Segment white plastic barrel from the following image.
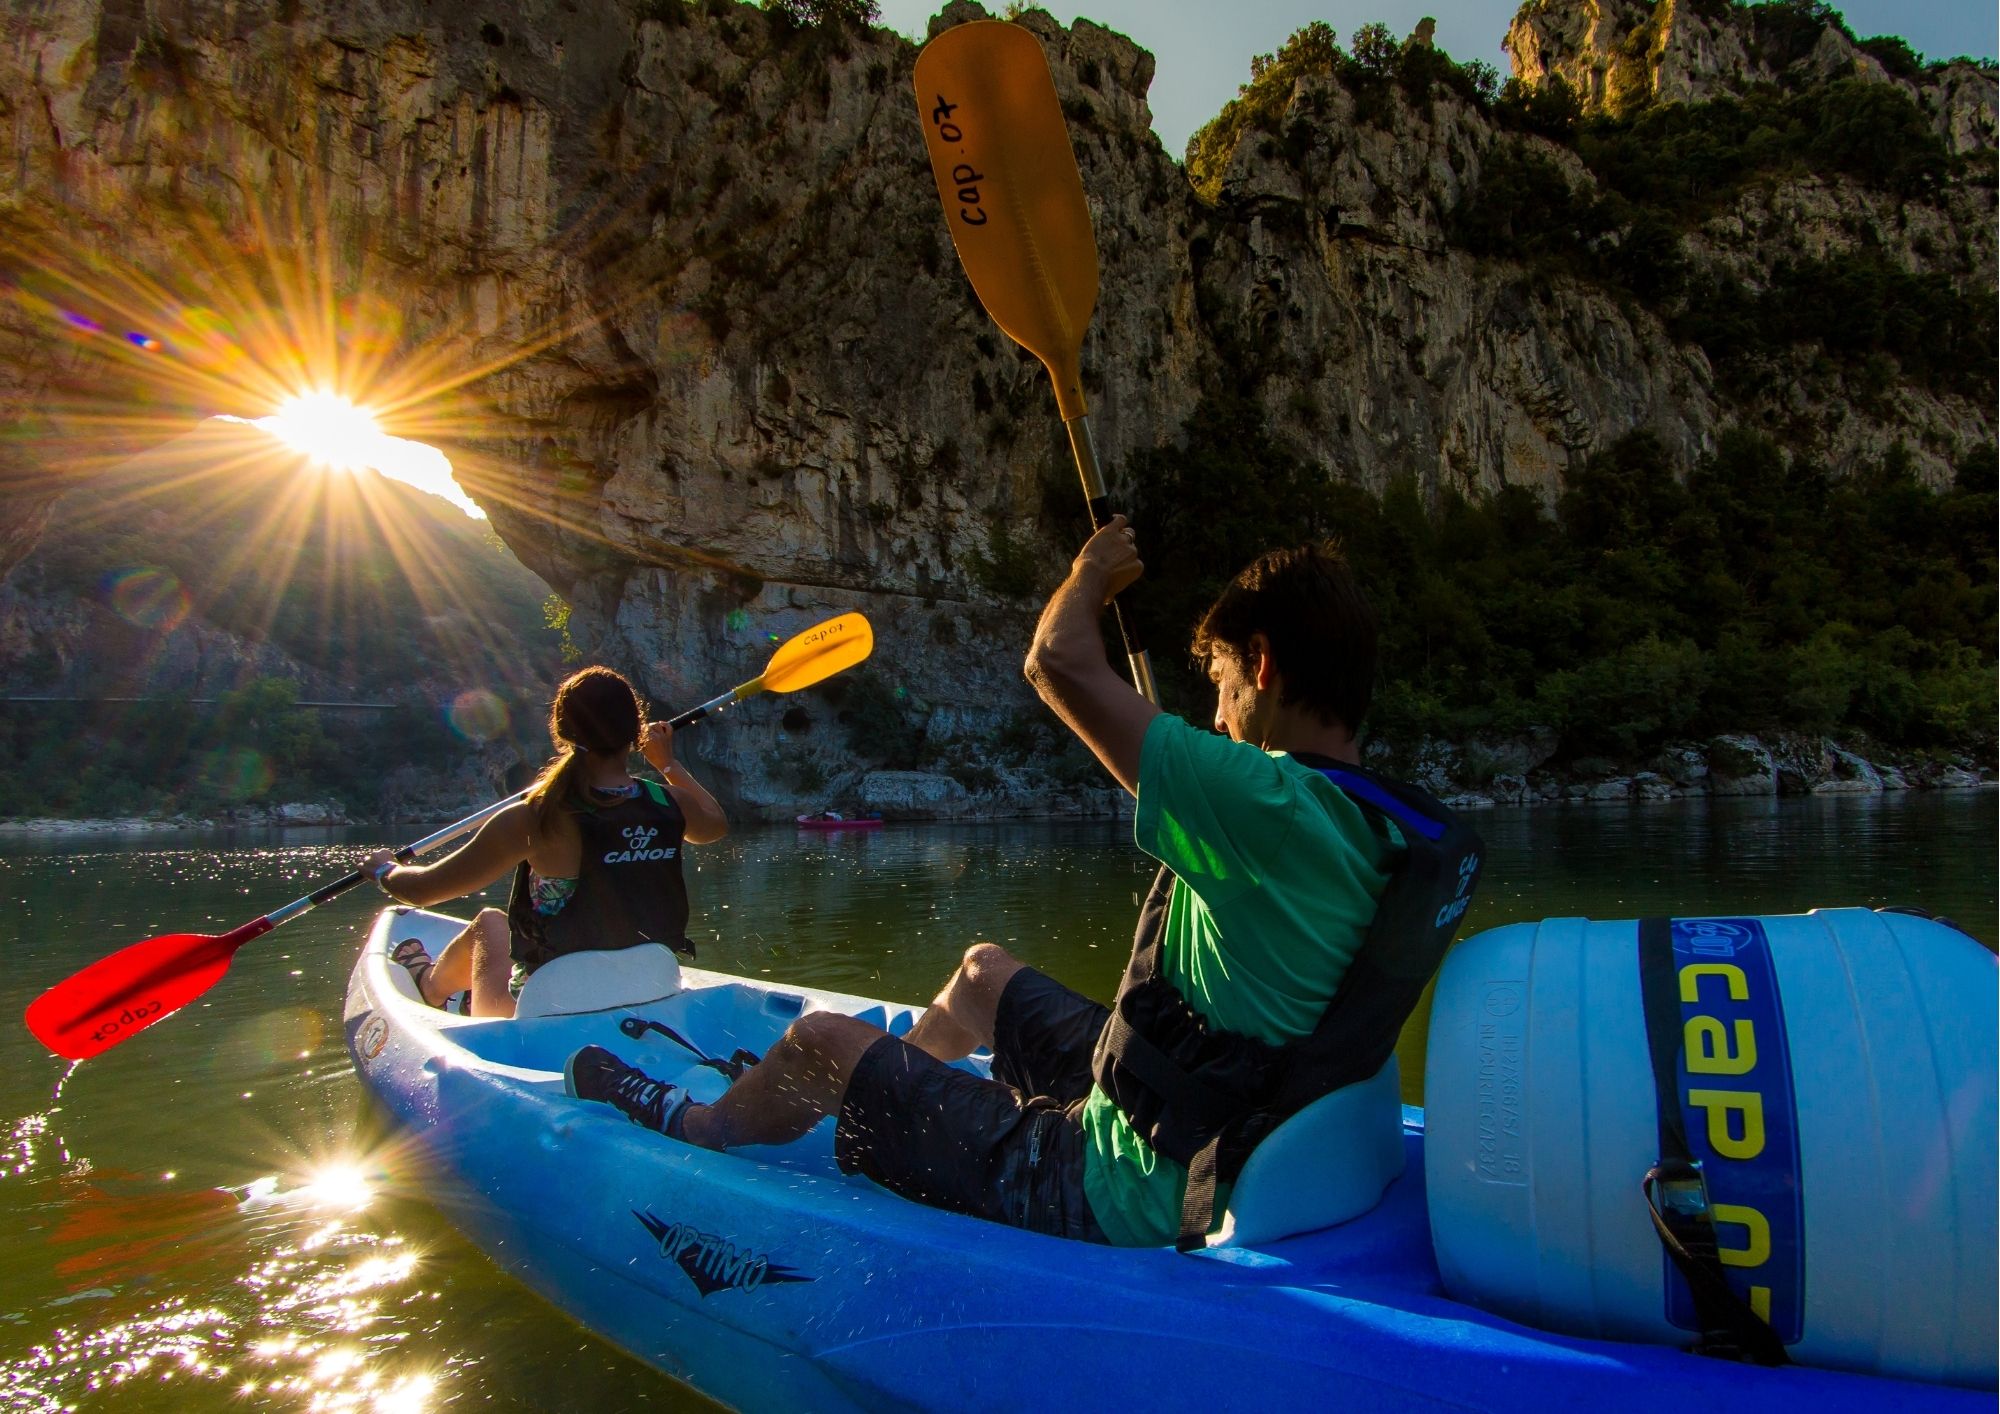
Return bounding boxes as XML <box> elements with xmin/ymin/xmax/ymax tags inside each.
<box><xmin>1423</xmin><ymin>909</ymin><xmax>1997</xmax><ymax>1385</ymax></box>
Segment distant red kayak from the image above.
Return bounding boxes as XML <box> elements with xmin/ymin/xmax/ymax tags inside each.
<box><xmin>795</xmin><ymin>814</ymin><xmax>883</xmax><ymax>830</ymax></box>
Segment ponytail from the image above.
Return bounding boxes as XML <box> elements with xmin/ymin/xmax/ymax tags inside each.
<box><xmin>525</xmin><ymin>666</ymin><xmax>645</xmax><ymax>838</ymax></box>
<box><xmin>525</xmin><ymin>748</ymin><xmax>590</xmax><ymax>839</ymax></box>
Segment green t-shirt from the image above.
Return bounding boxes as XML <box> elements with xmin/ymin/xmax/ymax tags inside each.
<box><xmin>1079</xmin><ymin>714</ymin><xmax>1401</xmax><ymax>1247</ymax></box>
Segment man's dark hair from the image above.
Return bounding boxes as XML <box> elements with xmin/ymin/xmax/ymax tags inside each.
<box><xmin>1190</xmin><ymin>542</ymin><xmax>1377</xmax><ymax>732</ymax></box>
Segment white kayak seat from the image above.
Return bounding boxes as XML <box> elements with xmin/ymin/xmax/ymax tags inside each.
<box><xmin>1211</xmin><ymin>1055</ymin><xmax>1407</xmax><ymax>1248</ymax></box>
<box><xmin>513</xmin><ymin>944</ymin><xmax>684</xmax><ymax>1019</ymax></box>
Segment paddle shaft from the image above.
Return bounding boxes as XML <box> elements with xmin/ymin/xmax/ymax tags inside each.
<box><xmin>665</xmin><ymin>684</ymin><xmax>759</xmax><ymax>731</ymax></box>
<box><xmin>168</xmin><ymin>789</ymin><xmax>534</xmax><ymax>976</ymax></box>
<box><xmin>1063</xmin><ymin>415</ymin><xmax>1157</xmax><ymax>704</ymax></box>
<box><xmin>24</xmin><ymin>788</ymin><xmax>535</xmax><ymax>1057</ymax></box>
<box><xmin>26</xmin><ymin>705</ymin><xmax>711</xmax><ymax>1050</ymax></box>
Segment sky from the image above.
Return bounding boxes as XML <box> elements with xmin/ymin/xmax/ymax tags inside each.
<box><xmin>874</xmin><ymin>2</ymin><xmax>2000</xmax><ymax>159</ymax></box>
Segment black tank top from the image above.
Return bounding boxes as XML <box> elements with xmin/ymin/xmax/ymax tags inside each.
<box><xmin>506</xmin><ymin>779</ymin><xmax>694</xmax><ymax>973</ymax></box>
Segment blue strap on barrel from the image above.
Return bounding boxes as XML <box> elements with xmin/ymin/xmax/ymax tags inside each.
<box><xmin>1636</xmin><ymin>917</ymin><xmax>1789</xmax><ymax>1366</ymax></box>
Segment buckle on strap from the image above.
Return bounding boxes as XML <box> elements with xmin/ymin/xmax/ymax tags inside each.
<box><xmin>1642</xmin><ymin>1159</ymin><xmax>1790</xmax><ymax>1366</ymax></box>
<box><xmin>1647</xmin><ymin>1158</ymin><xmax>1712</xmax><ymax>1227</ymax></box>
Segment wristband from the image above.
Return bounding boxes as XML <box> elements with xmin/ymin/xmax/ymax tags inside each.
<box><xmin>371</xmin><ymin>860</ymin><xmax>397</xmax><ymax>887</ymax></box>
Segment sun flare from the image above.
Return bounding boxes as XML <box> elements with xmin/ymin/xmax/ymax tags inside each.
<box><xmin>297</xmin><ymin>1160</ymin><xmax>377</xmax><ymax>1213</ymax></box>
<box><xmin>257</xmin><ymin>390</ymin><xmax>385</xmax><ymax>470</ymax></box>
<box><xmin>230</xmin><ymin>390</ymin><xmax>485</xmax><ymax>520</ymax></box>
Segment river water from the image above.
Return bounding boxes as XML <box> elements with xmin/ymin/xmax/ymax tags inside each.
<box><xmin>1</xmin><ymin>793</ymin><xmax>1992</xmax><ymax>1411</ymax></box>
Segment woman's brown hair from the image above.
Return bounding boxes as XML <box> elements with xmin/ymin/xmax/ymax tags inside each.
<box><xmin>524</xmin><ymin>666</ymin><xmax>644</xmax><ymax>836</ymax></box>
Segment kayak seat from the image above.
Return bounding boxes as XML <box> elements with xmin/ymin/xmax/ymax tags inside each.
<box><xmin>1211</xmin><ymin>1056</ymin><xmax>1406</xmax><ymax>1248</ymax></box>
<box><xmin>514</xmin><ymin>944</ymin><xmax>684</xmax><ymax>1019</ymax></box>
<box><xmin>840</xmin><ymin>1003</ymin><xmax>920</xmax><ymax>1038</ymax></box>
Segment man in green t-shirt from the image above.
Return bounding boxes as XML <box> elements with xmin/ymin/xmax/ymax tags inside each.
<box><xmin>566</xmin><ymin>521</ymin><xmax>1398</xmax><ymax>1246</ymax></box>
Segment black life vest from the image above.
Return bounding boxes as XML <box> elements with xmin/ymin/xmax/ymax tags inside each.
<box><xmin>1089</xmin><ymin>757</ymin><xmax>1484</xmax><ymax>1250</ymax></box>
<box><xmin>507</xmin><ymin>779</ymin><xmax>695</xmax><ymax>973</ymax></box>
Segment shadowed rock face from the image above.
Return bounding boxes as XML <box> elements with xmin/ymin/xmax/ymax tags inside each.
<box><xmin>0</xmin><ymin>0</ymin><xmax>1991</xmax><ymax>810</ymax></box>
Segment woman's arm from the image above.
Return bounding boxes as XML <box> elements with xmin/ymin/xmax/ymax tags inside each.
<box><xmin>361</xmin><ymin>800</ymin><xmax>533</xmax><ymax>907</ymax></box>
<box><xmin>642</xmin><ymin>721</ymin><xmax>729</xmax><ymax>844</ymax></box>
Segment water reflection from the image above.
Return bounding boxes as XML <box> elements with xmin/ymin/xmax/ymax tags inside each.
<box><xmin>5</xmin><ymin>1154</ymin><xmax>436</xmax><ymax>1412</ymax></box>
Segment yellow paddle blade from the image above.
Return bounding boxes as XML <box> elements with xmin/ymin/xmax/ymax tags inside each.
<box><xmin>756</xmin><ymin>612</ymin><xmax>874</xmax><ymax>695</ymax></box>
<box><xmin>914</xmin><ymin>20</ymin><xmax>1099</xmax><ymax>422</ymax></box>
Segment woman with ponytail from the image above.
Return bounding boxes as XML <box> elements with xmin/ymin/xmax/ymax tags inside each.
<box><xmin>359</xmin><ymin>666</ymin><xmax>727</xmax><ymax>1017</ymax></box>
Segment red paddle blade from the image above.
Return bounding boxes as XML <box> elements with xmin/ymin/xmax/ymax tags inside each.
<box><xmin>24</xmin><ymin>930</ymin><xmax>249</xmax><ymax>1060</ymax></box>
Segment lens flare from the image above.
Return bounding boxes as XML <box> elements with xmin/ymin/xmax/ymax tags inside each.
<box><xmin>2</xmin><ymin>145</ymin><xmax>655</xmax><ymax>685</ymax></box>
<box><xmin>198</xmin><ymin>745</ymin><xmax>271</xmax><ymax>803</ymax></box>
<box><xmin>177</xmin><ymin>304</ymin><xmax>248</xmax><ymax>372</ymax></box>
<box><xmin>230</xmin><ymin>1006</ymin><xmax>327</xmax><ymax>1071</ymax></box>
<box><xmin>375</xmin><ymin>1372</ymin><xmax>440</xmax><ymax>1414</ymax></box>
<box><xmin>102</xmin><ymin>566</ymin><xmax>192</xmax><ymax>632</ymax></box>
<box><xmin>446</xmin><ymin>688</ymin><xmax>509</xmax><ymax>742</ymax></box>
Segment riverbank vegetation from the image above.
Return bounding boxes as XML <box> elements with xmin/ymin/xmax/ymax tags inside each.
<box><xmin>1127</xmin><ymin>401</ymin><xmax>1995</xmax><ymax>759</ymax></box>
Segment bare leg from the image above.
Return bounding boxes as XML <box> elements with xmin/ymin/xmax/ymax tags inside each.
<box><xmin>903</xmin><ymin>943</ymin><xmax>1025</xmax><ymax>1062</ymax></box>
<box><xmin>680</xmin><ymin>1012</ymin><xmax>883</xmax><ymax>1151</ymax></box>
<box><xmin>417</xmin><ymin>915</ymin><xmax>478</xmax><ymax>1006</ymax></box>
<box><xmin>427</xmin><ymin>909</ymin><xmax>516</xmax><ymax>1016</ymax></box>
<box><xmin>466</xmin><ymin>910</ymin><xmax>517</xmax><ymax>1019</ymax></box>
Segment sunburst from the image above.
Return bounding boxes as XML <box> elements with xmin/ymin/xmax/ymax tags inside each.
<box><xmin>0</xmin><ymin>155</ymin><xmax>675</xmax><ymax>696</ymax></box>
<box><xmin>0</xmin><ymin>157</ymin><xmax>669</xmax><ymax>572</ymax></box>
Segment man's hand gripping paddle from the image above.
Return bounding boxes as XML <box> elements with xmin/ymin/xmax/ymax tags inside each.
<box><xmin>24</xmin><ymin>612</ymin><xmax>875</xmax><ymax>1060</ymax></box>
<box><xmin>913</xmin><ymin>20</ymin><xmax>1157</xmax><ymax>704</ymax></box>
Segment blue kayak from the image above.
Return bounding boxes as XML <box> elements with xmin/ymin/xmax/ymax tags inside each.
<box><xmin>344</xmin><ymin>906</ymin><xmax>1990</xmax><ymax>1411</ymax></box>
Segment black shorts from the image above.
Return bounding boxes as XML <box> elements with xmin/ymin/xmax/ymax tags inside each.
<box><xmin>833</xmin><ymin>967</ymin><xmax>1111</xmax><ymax>1243</ymax></box>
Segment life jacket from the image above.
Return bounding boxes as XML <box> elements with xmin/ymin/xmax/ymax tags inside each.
<box><xmin>507</xmin><ymin>779</ymin><xmax>695</xmax><ymax>973</ymax></box>
<box><xmin>1089</xmin><ymin>757</ymin><xmax>1484</xmax><ymax>1250</ymax></box>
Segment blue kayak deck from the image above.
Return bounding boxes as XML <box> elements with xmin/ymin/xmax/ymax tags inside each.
<box><xmin>348</xmin><ymin>912</ymin><xmax>1990</xmax><ymax>1412</ymax></box>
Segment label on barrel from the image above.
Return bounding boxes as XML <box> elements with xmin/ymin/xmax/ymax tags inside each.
<box><xmin>1473</xmin><ymin>980</ymin><xmax>1527</xmax><ymax>1186</ymax></box>
<box><xmin>1665</xmin><ymin>917</ymin><xmax>1805</xmax><ymax>1342</ymax></box>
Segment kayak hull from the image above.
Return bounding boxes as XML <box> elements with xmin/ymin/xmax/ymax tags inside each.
<box><xmin>795</xmin><ymin>816</ymin><xmax>883</xmax><ymax>830</ymax></box>
<box><xmin>344</xmin><ymin>907</ymin><xmax>1988</xmax><ymax>1412</ymax></box>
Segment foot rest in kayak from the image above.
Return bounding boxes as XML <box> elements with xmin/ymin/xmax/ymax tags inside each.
<box><xmin>1212</xmin><ymin>1056</ymin><xmax>1406</xmax><ymax>1248</ymax></box>
<box><xmin>514</xmin><ymin>944</ymin><xmax>684</xmax><ymax>1019</ymax></box>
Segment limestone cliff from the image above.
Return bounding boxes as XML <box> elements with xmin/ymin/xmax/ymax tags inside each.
<box><xmin>1506</xmin><ymin>0</ymin><xmax>1997</xmax><ymax>153</ymax></box>
<box><xmin>0</xmin><ymin>0</ymin><xmax>1991</xmax><ymax>815</ymax></box>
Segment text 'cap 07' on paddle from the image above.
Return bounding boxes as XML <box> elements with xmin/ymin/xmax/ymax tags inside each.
<box><xmin>913</xmin><ymin>19</ymin><xmax>1099</xmax><ymax>422</ymax></box>
<box><xmin>25</xmin><ymin>928</ymin><xmax>252</xmax><ymax>1061</ymax></box>
<box><xmin>756</xmin><ymin>611</ymin><xmax>872</xmax><ymax>695</ymax></box>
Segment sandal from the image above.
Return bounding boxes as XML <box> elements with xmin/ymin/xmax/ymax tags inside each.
<box><xmin>390</xmin><ymin>938</ymin><xmax>439</xmax><ymax>1007</ymax></box>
